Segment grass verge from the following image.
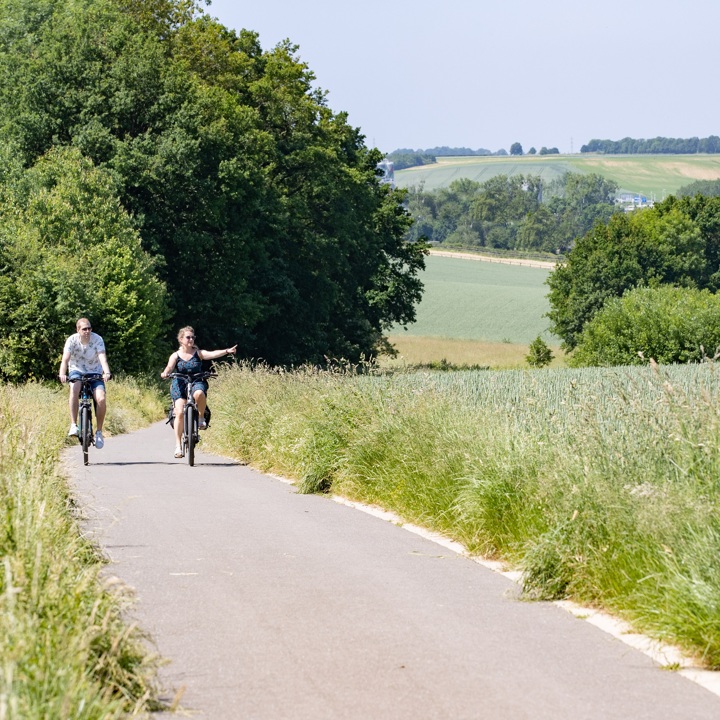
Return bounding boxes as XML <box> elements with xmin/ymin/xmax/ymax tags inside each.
<box><xmin>205</xmin><ymin>361</ymin><xmax>720</xmax><ymax>669</ymax></box>
<box><xmin>0</xmin><ymin>377</ymin><xmax>165</xmax><ymax>718</ymax></box>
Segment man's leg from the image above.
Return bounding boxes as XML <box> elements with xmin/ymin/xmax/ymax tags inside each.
<box><xmin>93</xmin><ymin>385</ymin><xmax>107</xmax><ymax>431</ymax></box>
<box><xmin>69</xmin><ymin>381</ymin><xmax>81</xmax><ymax>431</ymax></box>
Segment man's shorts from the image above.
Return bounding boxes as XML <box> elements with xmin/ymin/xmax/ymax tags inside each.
<box><xmin>69</xmin><ymin>370</ymin><xmax>105</xmax><ymax>392</ymax></box>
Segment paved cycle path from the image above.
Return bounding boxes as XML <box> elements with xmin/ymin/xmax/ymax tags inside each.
<box><xmin>66</xmin><ymin>422</ymin><xmax>720</xmax><ymax>719</ymax></box>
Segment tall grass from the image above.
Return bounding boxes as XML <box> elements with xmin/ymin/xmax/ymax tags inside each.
<box><xmin>0</xmin><ymin>379</ymin><xmax>164</xmax><ymax>719</ymax></box>
<box><xmin>206</xmin><ymin>361</ymin><xmax>720</xmax><ymax>668</ymax></box>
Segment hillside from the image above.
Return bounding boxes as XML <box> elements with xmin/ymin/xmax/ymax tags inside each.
<box><xmin>394</xmin><ymin>154</ymin><xmax>720</xmax><ymax>199</ymax></box>
<box><xmin>392</xmin><ymin>253</ymin><xmax>555</xmax><ymax>344</ymax></box>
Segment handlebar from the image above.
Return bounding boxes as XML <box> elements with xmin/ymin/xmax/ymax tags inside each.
<box><xmin>68</xmin><ymin>373</ymin><xmax>107</xmax><ymax>383</ymax></box>
<box><xmin>165</xmin><ymin>371</ymin><xmax>217</xmax><ymax>381</ymax></box>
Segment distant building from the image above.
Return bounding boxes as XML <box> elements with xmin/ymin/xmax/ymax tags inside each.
<box><xmin>617</xmin><ymin>192</ymin><xmax>654</xmax><ymax>212</ymax></box>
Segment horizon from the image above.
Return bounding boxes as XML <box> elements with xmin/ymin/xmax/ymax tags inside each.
<box><xmin>206</xmin><ymin>0</ymin><xmax>720</xmax><ymax>156</ymax></box>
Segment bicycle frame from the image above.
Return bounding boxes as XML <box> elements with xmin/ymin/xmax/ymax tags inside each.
<box><xmin>70</xmin><ymin>373</ymin><xmax>103</xmax><ymax>466</ymax></box>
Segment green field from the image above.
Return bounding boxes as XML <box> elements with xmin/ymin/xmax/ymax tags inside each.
<box><xmin>393</xmin><ymin>254</ymin><xmax>556</xmax><ymax>344</ymax></box>
<box><xmin>395</xmin><ymin>154</ymin><xmax>720</xmax><ymax>199</ymax></box>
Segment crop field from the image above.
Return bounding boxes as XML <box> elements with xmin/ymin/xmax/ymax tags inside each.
<box><xmin>395</xmin><ymin>154</ymin><xmax>720</xmax><ymax>199</ymax></box>
<box><xmin>391</xmin><ymin>254</ymin><xmax>556</xmax><ymax>344</ymax></box>
<box><xmin>208</xmin><ymin>361</ymin><xmax>720</xmax><ymax>667</ymax></box>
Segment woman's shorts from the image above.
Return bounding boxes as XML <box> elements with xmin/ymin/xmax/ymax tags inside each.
<box><xmin>69</xmin><ymin>370</ymin><xmax>105</xmax><ymax>392</ymax></box>
<box><xmin>170</xmin><ymin>379</ymin><xmax>209</xmax><ymax>403</ymax></box>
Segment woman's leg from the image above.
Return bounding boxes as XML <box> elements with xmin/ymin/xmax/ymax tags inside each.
<box><xmin>174</xmin><ymin>398</ymin><xmax>186</xmax><ymax>449</ymax></box>
<box><xmin>194</xmin><ymin>389</ymin><xmax>207</xmax><ymax>425</ymax></box>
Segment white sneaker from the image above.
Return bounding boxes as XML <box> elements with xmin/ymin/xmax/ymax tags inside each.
<box><xmin>199</xmin><ymin>419</ymin><xmax>207</xmax><ymax>430</ymax></box>
<box><xmin>68</xmin><ymin>423</ymin><xmax>79</xmax><ymax>437</ymax></box>
<box><xmin>95</xmin><ymin>431</ymin><xmax>104</xmax><ymax>449</ymax></box>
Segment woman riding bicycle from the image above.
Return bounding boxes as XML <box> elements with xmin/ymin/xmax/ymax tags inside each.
<box><xmin>160</xmin><ymin>326</ymin><xmax>237</xmax><ymax>458</ymax></box>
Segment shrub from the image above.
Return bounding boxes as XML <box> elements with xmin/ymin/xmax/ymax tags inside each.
<box><xmin>569</xmin><ymin>285</ymin><xmax>720</xmax><ymax>367</ymax></box>
<box><xmin>526</xmin><ymin>336</ymin><xmax>554</xmax><ymax>368</ymax></box>
<box><xmin>0</xmin><ymin>148</ymin><xmax>168</xmax><ymax>379</ymax></box>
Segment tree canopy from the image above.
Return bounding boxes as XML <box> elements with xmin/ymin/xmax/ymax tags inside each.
<box><xmin>0</xmin><ymin>147</ymin><xmax>167</xmax><ymax>379</ymax></box>
<box><xmin>403</xmin><ymin>172</ymin><xmax>618</xmax><ymax>254</ymax></box>
<box><xmin>0</xmin><ymin>0</ymin><xmax>427</xmax><ymax>375</ymax></box>
<box><xmin>546</xmin><ymin>194</ymin><xmax>720</xmax><ymax>350</ymax></box>
<box><xmin>568</xmin><ymin>286</ymin><xmax>720</xmax><ymax>367</ymax></box>
<box><xmin>581</xmin><ymin>136</ymin><xmax>720</xmax><ymax>154</ymax></box>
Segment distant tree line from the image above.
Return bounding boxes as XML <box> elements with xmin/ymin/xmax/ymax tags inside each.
<box><xmin>387</xmin><ymin>145</ymin><xmax>511</xmax><ymax>170</ymax></box>
<box><xmin>510</xmin><ymin>143</ymin><xmax>559</xmax><ymax>156</ymax></box>
<box><xmin>676</xmin><ymin>179</ymin><xmax>720</xmax><ymax>198</ymax></box>
<box><xmin>404</xmin><ymin>172</ymin><xmax>619</xmax><ymax>254</ymax></box>
<box><xmin>581</xmin><ymin>136</ymin><xmax>720</xmax><ymax>154</ymax></box>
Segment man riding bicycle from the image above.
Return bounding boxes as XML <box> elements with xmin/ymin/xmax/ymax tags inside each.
<box><xmin>59</xmin><ymin>317</ymin><xmax>112</xmax><ymax>449</ymax></box>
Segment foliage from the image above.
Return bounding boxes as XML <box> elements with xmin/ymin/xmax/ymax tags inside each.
<box><xmin>568</xmin><ymin>286</ymin><xmax>720</xmax><ymax>367</ymax></box>
<box><xmin>547</xmin><ymin>194</ymin><xmax>720</xmax><ymax>349</ymax></box>
<box><xmin>386</xmin><ymin>151</ymin><xmax>437</xmax><ymax>170</ymax></box>
<box><xmin>206</xmin><ymin>362</ymin><xmax>720</xmax><ymax>668</ymax></box>
<box><xmin>391</xmin><ymin>145</ymin><xmax>494</xmax><ymax>157</ymax></box>
<box><xmin>582</xmin><ymin>135</ymin><xmax>720</xmax><ymax>154</ymax></box>
<box><xmin>0</xmin><ymin>0</ymin><xmax>427</xmax><ymax>372</ymax></box>
<box><xmin>0</xmin><ymin>147</ymin><xmax>168</xmax><ymax>380</ymax></box>
<box><xmin>676</xmin><ymin>179</ymin><xmax>720</xmax><ymax>198</ymax></box>
<box><xmin>0</xmin><ymin>381</ymin><xmax>162</xmax><ymax>716</ymax></box>
<box><xmin>526</xmin><ymin>335</ymin><xmax>554</xmax><ymax>367</ymax></box>
<box><xmin>509</xmin><ymin>142</ymin><xmax>523</xmax><ymax>156</ymax></box>
<box><xmin>403</xmin><ymin>171</ymin><xmax>618</xmax><ymax>254</ymax></box>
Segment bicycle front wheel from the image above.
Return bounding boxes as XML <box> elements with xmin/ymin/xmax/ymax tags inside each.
<box><xmin>185</xmin><ymin>404</ymin><xmax>196</xmax><ymax>467</ymax></box>
<box><xmin>80</xmin><ymin>404</ymin><xmax>92</xmax><ymax>466</ymax></box>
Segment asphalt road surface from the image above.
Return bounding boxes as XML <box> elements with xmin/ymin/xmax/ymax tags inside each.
<box><xmin>66</xmin><ymin>422</ymin><xmax>720</xmax><ymax>719</ymax></box>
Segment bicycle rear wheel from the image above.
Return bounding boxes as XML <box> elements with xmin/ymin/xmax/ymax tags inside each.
<box><xmin>80</xmin><ymin>404</ymin><xmax>92</xmax><ymax>466</ymax></box>
<box><xmin>185</xmin><ymin>404</ymin><xmax>196</xmax><ymax>467</ymax></box>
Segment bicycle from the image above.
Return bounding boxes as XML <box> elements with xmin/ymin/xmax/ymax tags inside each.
<box><xmin>69</xmin><ymin>373</ymin><xmax>104</xmax><ymax>466</ymax></box>
<box><xmin>166</xmin><ymin>371</ymin><xmax>216</xmax><ymax>466</ymax></box>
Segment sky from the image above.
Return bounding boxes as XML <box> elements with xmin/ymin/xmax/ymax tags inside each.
<box><xmin>204</xmin><ymin>0</ymin><xmax>720</xmax><ymax>155</ymax></box>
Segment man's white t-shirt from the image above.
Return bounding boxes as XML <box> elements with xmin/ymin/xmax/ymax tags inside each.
<box><xmin>64</xmin><ymin>332</ymin><xmax>106</xmax><ymax>374</ymax></box>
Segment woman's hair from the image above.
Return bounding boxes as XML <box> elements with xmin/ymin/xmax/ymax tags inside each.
<box><xmin>177</xmin><ymin>326</ymin><xmax>195</xmax><ymax>343</ymax></box>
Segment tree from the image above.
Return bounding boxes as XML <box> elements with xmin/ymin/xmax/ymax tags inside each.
<box><xmin>546</xmin><ymin>198</ymin><xmax>715</xmax><ymax>350</ymax></box>
<box><xmin>526</xmin><ymin>336</ymin><xmax>554</xmax><ymax>367</ymax></box>
<box><xmin>676</xmin><ymin>179</ymin><xmax>720</xmax><ymax>198</ymax></box>
<box><xmin>0</xmin><ymin>0</ymin><xmax>427</xmax><ymax>367</ymax></box>
<box><xmin>0</xmin><ymin>147</ymin><xmax>167</xmax><ymax>379</ymax></box>
<box><xmin>510</xmin><ymin>142</ymin><xmax>523</xmax><ymax>156</ymax></box>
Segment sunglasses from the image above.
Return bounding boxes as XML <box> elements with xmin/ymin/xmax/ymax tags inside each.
<box><xmin>80</xmin><ymin>327</ymin><xmax>92</xmax><ymax>331</ymax></box>
<box><xmin>184</xmin><ymin>335</ymin><xmax>195</xmax><ymax>340</ymax></box>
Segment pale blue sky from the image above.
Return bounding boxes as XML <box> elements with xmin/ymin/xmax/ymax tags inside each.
<box><xmin>205</xmin><ymin>0</ymin><xmax>720</xmax><ymax>156</ymax></box>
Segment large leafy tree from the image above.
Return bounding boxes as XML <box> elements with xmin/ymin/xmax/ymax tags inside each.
<box><xmin>546</xmin><ymin>195</ymin><xmax>720</xmax><ymax>350</ymax></box>
<box><xmin>0</xmin><ymin>0</ymin><xmax>426</xmax><ymax>368</ymax></box>
<box><xmin>0</xmin><ymin>147</ymin><xmax>167</xmax><ymax>379</ymax></box>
